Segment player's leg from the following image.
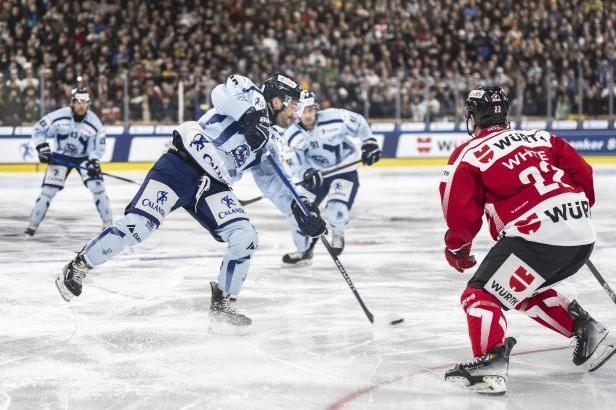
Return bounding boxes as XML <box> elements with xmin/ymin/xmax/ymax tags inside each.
<box><xmin>56</xmin><ymin>158</ymin><xmax>184</xmax><ymax>302</ymax></box>
<box><xmin>25</xmin><ymin>162</ymin><xmax>69</xmax><ymax>236</ymax></box>
<box><xmin>322</xmin><ymin>171</ymin><xmax>359</xmax><ymax>255</ymax></box>
<box><xmin>79</xmin><ymin>165</ymin><xmax>113</xmax><ymax>228</ymax></box>
<box><xmin>185</xmin><ymin>184</ymin><xmax>256</xmax><ymax>326</ymax></box>
<box><xmin>513</xmin><ymin>241</ymin><xmax>615</xmax><ymax>370</ymax></box>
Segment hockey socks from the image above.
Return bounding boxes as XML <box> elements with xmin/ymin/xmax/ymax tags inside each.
<box><xmin>461</xmin><ymin>287</ymin><xmax>507</xmax><ymax>357</ymax></box>
<box><xmin>516</xmin><ymin>288</ymin><xmax>574</xmax><ymax>337</ymax></box>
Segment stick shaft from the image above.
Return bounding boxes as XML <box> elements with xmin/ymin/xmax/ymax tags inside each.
<box><xmin>50</xmin><ymin>159</ymin><xmax>141</xmax><ymax>185</ymax></box>
<box><xmin>239</xmin><ymin>159</ymin><xmax>362</xmax><ymax>206</ymax></box>
<box><xmin>265</xmin><ymin>151</ymin><xmax>374</xmax><ymax>323</ymax></box>
<box><xmin>586</xmin><ymin>259</ymin><xmax>616</xmax><ymax>305</ymax></box>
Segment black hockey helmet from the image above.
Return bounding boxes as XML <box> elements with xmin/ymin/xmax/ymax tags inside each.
<box><xmin>463</xmin><ymin>86</ymin><xmax>509</xmax><ymax>135</ymax></box>
<box><xmin>261</xmin><ymin>73</ymin><xmax>301</xmax><ymax>108</ymax></box>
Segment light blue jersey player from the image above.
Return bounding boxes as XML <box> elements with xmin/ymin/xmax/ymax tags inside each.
<box><xmin>25</xmin><ymin>87</ymin><xmax>112</xmax><ymax>237</ymax></box>
<box><xmin>281</xmin><ymin>91</ymin><xmax>382</xmax><ymax>265</ymax></box>
<box><xmin>56</xmin><ymin>74</ymin><xmax>326</xmax><ymax>329</ymax></box>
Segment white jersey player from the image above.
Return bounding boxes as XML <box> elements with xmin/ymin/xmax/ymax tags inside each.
<box><xmin>25</xmin><ymin>87</ymin><xmax>112</xmax><ymax>236</ymax></box>
<box><xmin>281</xmin><ymin>91</ymin><xmax>382</xmax><ymax>265</ymax></box>
<box><xmin>56</xmin><ymin>74</ymin><xmax>326</xmax><ymax>329</ymax></box>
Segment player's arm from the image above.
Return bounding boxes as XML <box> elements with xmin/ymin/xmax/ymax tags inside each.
<box><xmin>439</xmin><ymin>159</ymin><xmax>485</xmax><ymax>272</ymax></box>
<box><xmin>32</xmin><ymin>112</ymin><xmax>54</xmax><ymax>163</ymax></box>
<box><xmin>85</xmin><ymin>117</ymin><xmax>105</xmax><ymax>178</ymax></box>
<box><xmin>342</xmin><ymin>110</ymin><xmax>381</xmax><ymax>166</ymax></box>
<box><xmin>550</xmin><ymin>134</ymin><xmax>595</xmax><ymax>206</ymax></box>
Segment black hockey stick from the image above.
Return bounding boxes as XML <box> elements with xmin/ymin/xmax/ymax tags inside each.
<box><xmin>50</xmin><ymin>159</ymin><xmax>142</xmax><ymax>185</ymax></box>
<box><xmin>586</xmin><ymin>259</ymin><xmax>616</xmax><ymax>305</ymax></box>
<box><xmin>265</xmin><ymin>150</ymin><xmax>403</xmax><ymax>326</ymax></box>
<box><xmin>238</xmin><ymin>159</ymin><xmax>363</xmax><ymax>206</ymax></box>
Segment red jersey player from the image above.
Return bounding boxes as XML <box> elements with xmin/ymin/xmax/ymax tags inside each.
<box><xmin>440</xmin><ymin>86</ymin><xmax>616</xmax><ymax>394</ymax></box>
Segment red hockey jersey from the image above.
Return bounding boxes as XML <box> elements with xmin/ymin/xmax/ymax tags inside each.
<box><xmin>440</xmin><ymin>126</ymin><xmax>595</xmax><ymax>250</ymax></box>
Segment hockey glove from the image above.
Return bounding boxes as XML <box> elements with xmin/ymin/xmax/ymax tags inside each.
<box><xmin>36</xmin><ymin>142</ymin><xmax>51</xmax><ymax>163</ymax></box>
<box><xmin>85</xmin><ymin>159</ymin><xmax>102</xmax><ymax>178</ymax></box>
<box><xmin>302</xmin><ymin>168</ymin><xmax>323</xmax><ymax>190</ymax></box>
<box><xmin>239</xmin><ymin>108</ymin><xmax>271</xmax><ymax>152</ymax></box>
<box><xmin>292</xmin><ymin>197</ymin><xmax>327</xmax><ymax>238</ymax></box>
<box><xmin>361</xmin><ymin>139</ymin><xmax>382</xmax><ymax>166</ymax></box>
<box><xmin>445</xmin><ymin>245</ymin><xmax>477</xmax><ymax>273</ymax></box>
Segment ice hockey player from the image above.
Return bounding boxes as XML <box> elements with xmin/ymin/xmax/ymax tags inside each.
<box><xmin>56</xmin><ymin>73</ymin><xmax>326</xmax><ymax>330</ymax></box>
<box><xmin>25</xmin><ymin>87</ymin><xmax>112</xmax><ymax>236</ymax></box>
<box><xmin>440</xmin><ymin>86</ymin><xmax>616</xmax><ymax>394</ymax></box>
<box><xmin>281</xmin><ymin>90</ymin><xmax>381</xmax><ymax>265</ymax></box>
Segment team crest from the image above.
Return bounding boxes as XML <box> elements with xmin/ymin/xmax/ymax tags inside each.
<box><xmin>229</xmin><ymin>144</ymin><xmax>251</xmax><ymax>168</ymax></box>
<box><xmin>190</xmin><ymin>134</ymin><xmax>208</xmax><ymax>151</ymax></box>
<box><xmin>221</xmin><ymin>195</ymin><xmax>236</xmax><ymax>209</ymax></box>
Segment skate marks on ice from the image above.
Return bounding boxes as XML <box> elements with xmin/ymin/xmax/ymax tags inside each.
<box><xmin>1</xmin><ymin>170</ymin><xmax>616</xmax><ymax>408</ymax></box>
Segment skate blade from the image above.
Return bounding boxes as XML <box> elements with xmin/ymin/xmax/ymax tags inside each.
<box><xmin>208</xmin><ymin>320</ymin><xmax>251</xmax><ymax>336</ymax></box>
<box><xmin>587</xmin><ymin>334</ymin><xmax>616</xmax><ymax>372</ymax></box>
<box><xmin>446</xmin><ymin>375</ymin><xmax>507</xmax><ymax>395</ymax></box>
<box><xmin>55</xmin><ymin>274</ymin><xmax>74</xmax><ymax>302</ymax></box>
<box><xmin>281</xmin><ymin>260</ymin><xmax>312</xmax><ymax>268</ymax></box>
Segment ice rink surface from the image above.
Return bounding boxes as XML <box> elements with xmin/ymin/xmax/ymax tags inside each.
<box><xmin>1</xmin><ymin>166</ymin><xmax>616</xmax><ymax>410</ymax></box>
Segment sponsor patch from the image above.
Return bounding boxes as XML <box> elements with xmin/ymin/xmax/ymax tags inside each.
<box><xmin>134</xmin><ymin>179</ymin><xmax>179</xmax><ymax>223</ymax></box>
<box><xmin>205</xmin><ymin>191</ymin><xmax>247</xmax><ymax>226</ymax></box>
<box><xmin>441</xmin><ymin>165</ymin><xmax>453</xmax><ymax>183</ymax></box>
<box><xmin>277</xmin><ymin>74</ymin><xmax>298</xmax><ymax>89</ymax></box>
<box><xmin>327</xmin><ymin>178</ymin><xmax>354</xmax><ymax>202</ymax></box>
<box><xmin>484</xmin><ymin>254</ymin><xmax>545</xmax><ymax>309</ymax></box>
<box><xmin>468</xmin><ymin>89</ymin><xmax>485</xmax><ymax>99</ymax></box>
<box><xmin>43</xmin><ymin>165</ymin><xmax>69</xmax><ymax>187</ymax></box>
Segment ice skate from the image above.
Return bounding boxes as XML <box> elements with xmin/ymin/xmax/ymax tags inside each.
<box><xmin>331</xmin><ymin>234</ymin><xmax>344</xmax><ymax>256</ymax></box>
<box><xmin>56</xmin><ymin>253</ymin><xmax>92</xmax><ymax>302</ymax></box>
<box><xmin>445</xmin><ymin>337</ymin><xmax>516</xmax><ymax>395</ymax></box>
<box><xmin>569</xmin><ymin>300</ymin><xmax>616</xmax><ymax>371</ymax></box>
<box><xmin>209</xmin><ymin>281</ymin><xmax>251</xmax><ymax>333</ymax></box>
<box><xmin>282</xmin><ymin>238</ymin><xmax>317</xmax><ymax>267</ymax></box>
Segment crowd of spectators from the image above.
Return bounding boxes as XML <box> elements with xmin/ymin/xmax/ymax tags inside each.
<box><xmin>1</xmin><ymin>0</ymin><xmax>615</xmax><ymax>126</ymax></box>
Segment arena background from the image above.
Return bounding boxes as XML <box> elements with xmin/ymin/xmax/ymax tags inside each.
<box><xmin>1</xmin><ymin>0</ymin><xmax>615</xmax><ymax>170</ymax></box>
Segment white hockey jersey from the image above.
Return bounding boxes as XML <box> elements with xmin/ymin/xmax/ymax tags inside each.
<box><xmin>283</xmin><ymin>108</ymin><xmax>372</xmax><ymax>179</ymax></box>
<box><xmin>175</xmin><ymin>75</ymin><xmax>295</xmax><ymax>213</ymax></box>
<box><xmin>31</xmin><ymin>107</ymin><xmax>106</xmax><ymax>160</ymax></box>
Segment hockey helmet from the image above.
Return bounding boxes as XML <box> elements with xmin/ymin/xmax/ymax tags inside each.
<box><xmin>463</xmin><ymin>86</ymin><xmax>509</xmax><ymax>134</ymax></box>
<box><xmin>71</xmin><ymin>87</ymin><xmax>91</xmax><ymax>103</ymax></box>
<box><xmin>296</xmin><ymin>90</ymin><xmax>319</xmax><ymax>117</ymax></box>
<box><xmin>261</xmin><ymin>73</ymin><xmax>301</xmax><ymax>107</ymax></box>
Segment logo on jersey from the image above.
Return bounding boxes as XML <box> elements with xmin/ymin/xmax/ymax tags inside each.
<box><xmin>229</xmin><ymin>144</ymin><xmax>251</xmax><ymax>168</ymax></box>
<box><xmin>473</xmin><ymin>144</ymin><xmax>494</xmax><ymax>164</ymax></box>
<box><xmin>310</xmin><ymin>155</ymin><xmax>330</xmax><ymax>168</ymax></box>
<box><xmin>221</xmin><ymin>195</ymin><xmax>236</xmax><ymax>209</ymax></box>
<box><xmin>190</xmin><ymin>134</ymin><xmax>208</xmax><ymax>151</ymax></box>
<box><xmin>156</xmin><ymin>191</ymin><xmax>168</xmax><ymax>205</ymax></box>
<box><xmin>544</xmin><ymin>200</ymin><xmax>591</xmax><ymax>223</ymax></box>
<box><xmin>334</xmin><ymin>182</ymin><xmax>343</xmax><ymax>191</ymax></box>
<box><xmin>64</xmin><ymin>143</ymin><xmax>78</xmax><ymax>156</ymax></box>
<box><xmin>53</xmin><ymin>169</ymin><xmax>60</xmax><ymax>177</ymax></box>
<box><xmin>508</xmin><ymin>266</ymin><xmax>536</xmax><ymax>292</ymax></box>
<box><xmin>515</xmin><ymin>213</ymin><xmax>541</xmax><ymax>235</ymax></box>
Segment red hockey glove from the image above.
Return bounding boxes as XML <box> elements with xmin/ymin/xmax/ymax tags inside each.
<box><xmin>445</xmin><ymin>245</ymin><xmax>477</xmax><ymax>273</ymax></box>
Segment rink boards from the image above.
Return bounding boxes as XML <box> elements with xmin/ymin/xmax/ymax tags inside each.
<box><xmin>1</xmin><ymin>122</ymin><xmax>616</xmax><ymax>171</ymax></box>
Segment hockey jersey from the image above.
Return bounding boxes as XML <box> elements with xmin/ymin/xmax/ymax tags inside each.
<box><xmin>283</xmin><ymin>108</ymin><xmax>372</xmax><ymax>180</ymax></box>
<box><xmin>440</xmin><ymin>126</ymin><xmax>595</xmax><ymax>249</ymax></box>
<box><xmin>174</xmin><ymin>75</ymin><xmax>295</xmax><ymax>213</ymax></box>
<box><xmin>31</xmin><ymin>107</ymin><xmax>106</xmax><ymax>160</ymax></box>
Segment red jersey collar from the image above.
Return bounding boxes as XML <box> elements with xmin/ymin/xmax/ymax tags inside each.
<box><xmin>475</xmin><ymin>126</ymin><xmax>507</xmax><ymax>139</ymax></box>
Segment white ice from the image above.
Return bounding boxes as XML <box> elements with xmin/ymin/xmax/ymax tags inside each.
<box><xmin>1</xmin><ymin>166</ymin><xmax>616</xmax><ymax>410</ymax></box>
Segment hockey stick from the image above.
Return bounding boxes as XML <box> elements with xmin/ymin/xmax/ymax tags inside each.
<box><xmin>265</xmin><ymin>150</ymin><xmax>403</xmax><ymax>327</ymax></box>
<box><xmin>238</xmin><ymin>159</ymin><xmax>363</xmax><ymax>206</ymax></box>
<box><xmin>586</xmin><ymin>259</ymin><xmax>616</xmax><ymax>305</ymax></box>
<box><xmin>50</xmin><ymin>159</ymin><xmax>142</xmax><ymax>185</ymax></box>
